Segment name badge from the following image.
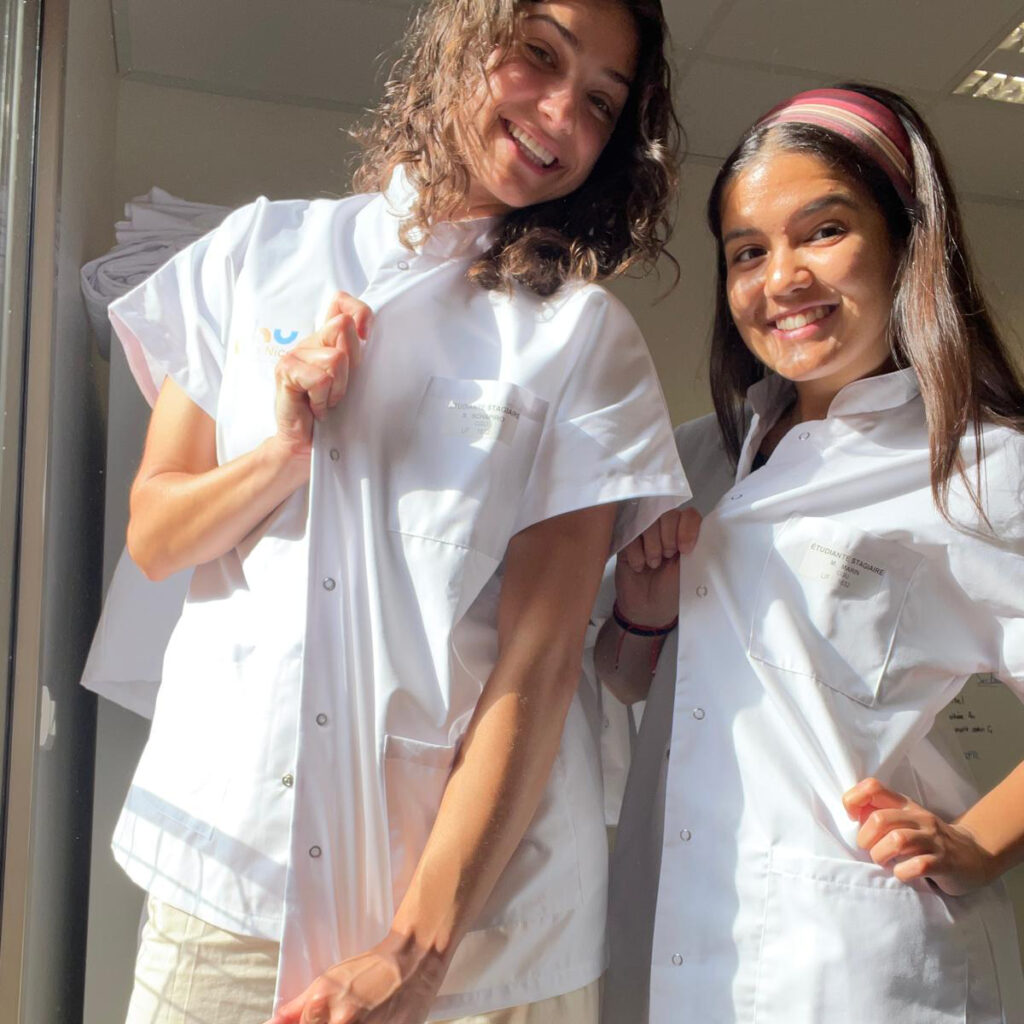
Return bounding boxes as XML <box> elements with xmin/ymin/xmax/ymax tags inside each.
<box><xmin>420</xmin><ymin>378</ymin><xmax>544</xmax><ymax>447</ymax></box>
<box><xmin>441</xmin><ymin>398</ymin><xmax>520</xmax><ymax>444</ymax></box>
<box><xmin>798</xmin><ymin>540</ymin><xmax>886</xmax><ymax>598</ymax></box>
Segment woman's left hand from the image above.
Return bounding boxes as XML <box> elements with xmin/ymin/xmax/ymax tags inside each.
<box><xmin>843</xmin><ymin>778</ymin><xmax>996</xmax><ymax>896</ymax></box>
<box><xmin>264</xmin><ymin>933</ymin><xmax>443</xmax><ymax>1024</ymax></box>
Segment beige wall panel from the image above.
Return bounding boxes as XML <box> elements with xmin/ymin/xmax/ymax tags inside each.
<box><xmin>115</xmin><ymin>78</ymin><xmax>362</xmax><ymax>209</ymax></box>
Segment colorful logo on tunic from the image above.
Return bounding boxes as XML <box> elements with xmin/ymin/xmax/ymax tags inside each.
<box><xmin>259</xmin><ymin>327</ymin><xmax>299</xmax><ymax>346</ymax></box>
<box><xmin>237</xmin><ymin>327</ymin><xmax>304</xmax><ymax>360</ymax></box>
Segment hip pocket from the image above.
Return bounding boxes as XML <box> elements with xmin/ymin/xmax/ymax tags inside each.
<box><xmin>386</xmin><ymin>378</ymin><xmax>548</xmax><ymax>559</ymax></box>
<box><xmin>754</xmin><ymin>847</ymin><xmax>967</xmax><ymax>1023</ymax></box>
<box><xmin>748</xmin><ymin>516</ymin><xmax>922</xmax><ymax>706</ymax></box>
<box><xmin>382</xmin><ymin>735</ymin><xmax>458</xmax><ymax>910</ymax></box>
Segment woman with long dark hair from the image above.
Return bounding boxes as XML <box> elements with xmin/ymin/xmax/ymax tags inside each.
<box><xmin>599</xmin><ymin>85</ymin><xmax>1024</xmax><ymax>1023</ymax></box>
<box><xmin>109</xmin><ymin>2</ymin><xmax>687</xmax><ymax>1022</ymax></box>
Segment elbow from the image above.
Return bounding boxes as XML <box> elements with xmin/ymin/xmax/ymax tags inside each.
<box><xmin>127</xmin><ymin>480</ymin><xmax>181</xmax><ymax>581</ymax></box>
<box><xmin>126</xmin><ymin>521</ymin><xmax>174</xmax><ymax>582</ymax></box>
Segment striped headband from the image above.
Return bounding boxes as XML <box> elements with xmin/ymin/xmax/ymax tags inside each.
<box><xmin>756</xmin><ymin>89</ymin><xmax>915</xmax><ymax>207</ymax></box>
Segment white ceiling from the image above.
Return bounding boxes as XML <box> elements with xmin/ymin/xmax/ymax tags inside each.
<box><xmin>112</xmin><ymin>0</ymin><xmax>1024</xmax><ymax>203</ymax></box>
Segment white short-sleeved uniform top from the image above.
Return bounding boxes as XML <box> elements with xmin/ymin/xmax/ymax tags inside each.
<box><xmin>606</xmin><ymin>370</ymin><xmax>1024</xmax><ymax>1024</ymax></box>
<box><xmin>108</xmin><ymin>170</ymin><xmax>688</xmax><ymax>1017</ymax></box>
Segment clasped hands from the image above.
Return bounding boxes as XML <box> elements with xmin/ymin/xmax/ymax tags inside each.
<box><xmin>273</xmin><ymin>291</ymin><xmax>374</xmax><ymax>453</ymax></box>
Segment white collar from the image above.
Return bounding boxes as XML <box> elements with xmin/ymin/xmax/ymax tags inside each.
<box><xmin>746</xmin><ymin>367</ymin><xmax>921</xmax><ymax>424</ymax></box>
<box><xmin>382</xmin><ymin>165</ymin><xmax>499</xmax><ymax>260</ymax></box>
<box><xmin>737</xmin><ymin>367</ymin><xmax>922</xmax><ymax>481</ymax></box>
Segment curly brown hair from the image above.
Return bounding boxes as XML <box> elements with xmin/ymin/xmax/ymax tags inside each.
<box><xmin>352</xmin><ymin>0</ymin><xmax>681</xmax><ymax>296</ymax></box>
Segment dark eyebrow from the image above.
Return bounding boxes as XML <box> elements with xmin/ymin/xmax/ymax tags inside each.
<box><xmin>722</xmin><ymin>194</ymin><xmax>860</xmax><ymax>246</ymax></box>
<box><xmin>722</xmin><ymin>225</ymin><xmax>758</xmax><ymax>246</ymax></box>
<box><xmin>526</xmin><ymin>12</ymin><xmax>580</xmax><ymax>47</ymax></box>
<box><xmin>524</xmin><ymin>13</ymin><xmax>633</xmax><ymax>90</ymax></box>
<box><xmin>798</xmin><ymin>194</ymin><xmax>859</xmax><ymax>217</ymax></box>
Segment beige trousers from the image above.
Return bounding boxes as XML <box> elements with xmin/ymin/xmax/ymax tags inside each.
<box><xmin>126</xmin><ymin>897</ymin><xmax>598</xmax><ymax>1024</ymax></box>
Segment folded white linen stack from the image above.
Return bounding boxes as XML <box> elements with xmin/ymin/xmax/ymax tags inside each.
<box><xmin>80</xmin><ymin>187</ymin><xmax>230</xmax><ymax>357</ymax></box>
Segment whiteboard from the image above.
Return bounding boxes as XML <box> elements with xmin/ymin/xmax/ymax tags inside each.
<box><xmin>933</xmin><ymin>675</ymin><xmax>1024</xmax><ymax>969</ymax></box>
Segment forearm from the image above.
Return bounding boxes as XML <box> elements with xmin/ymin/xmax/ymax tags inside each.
<box><xmin>594</xmin><ymin>615</ymin><xmax>667</xmax><ymax>704</ymax></box>
<box><xmin>267</xmin><ymin>634</ymin><xmax>586</xmax><ymax>1024</ymax></box>
<box><xmin>128</xmin><ymin>434</ymin><xmax>310</xmax><ymax>580</ymax></box>
<box><xmin>388</xmin><ymin>506</ymin><xmax>615</xmax><ymax>975</ymax></box>
<box><xmin>595</xmin><ymin>509</ymin><xmax>695</xmax><ymax>705</ymax></box>
<box><xmin>955</xmin><ymin>760</ymin><xmax>1024</xmax><ymax>882</ymax></box>
<box><xmin>390</xmin><ymin>643</ymin><xmax>579</xmax><ymax>964</ymax></box>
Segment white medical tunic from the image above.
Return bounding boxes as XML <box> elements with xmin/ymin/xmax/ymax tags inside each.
<box><xmin>108</xmin><ymin>171</ymin><xmax>688</xmax><ymax>1017</ymax></box>
<box><xmin>608</xmin><ymin>369</ymin><xmax>1024</xmax><ymax>1024</ymax></box>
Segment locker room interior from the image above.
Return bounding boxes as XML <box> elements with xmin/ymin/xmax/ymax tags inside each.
<box><xmin>3</xmin><ymin>0</ymin><xmax>1024</xmax><ymax>1021</ymax></box>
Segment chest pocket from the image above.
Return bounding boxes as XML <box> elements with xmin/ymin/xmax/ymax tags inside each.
<box><xmin>387</xmin><ymin>377</ymin><xmax>548</xmax><ymax>560</ymax></box>
<box><xmin>748</xmin><ymin>516</ymin><xmax>923</xmax><ymax>707</ymax></box>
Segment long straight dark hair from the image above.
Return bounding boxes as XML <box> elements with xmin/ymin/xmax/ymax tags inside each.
<box><xmin>706</xmin><ymin>83</ymin><xmax>1024</xmax><ymax>521</ymax></box>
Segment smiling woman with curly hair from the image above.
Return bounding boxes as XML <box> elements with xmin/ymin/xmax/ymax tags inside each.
<box><xmin>354</xmin><ymin>0</ymin><xmax>681</xmax><ymax>295</ymax></box>
<box><xmin>108</xmin><ymin>2</ymin><xmax>688</xmax><ymax>1023</ymax></box>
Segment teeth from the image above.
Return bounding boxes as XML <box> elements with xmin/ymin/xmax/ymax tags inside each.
<box><xmin>507</xmin><ymin>122</ymin><xmax>556</xmax><ymax>167</ymax></box>
<box><xmin>776</xmin><ymin>306</ymin><xmax>831</xmax><ymax>331</ymax></box>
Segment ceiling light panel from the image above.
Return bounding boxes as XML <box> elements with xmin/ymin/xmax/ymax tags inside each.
<box><xmin>956</xmin><ymin>22</ymin><xmax>1024</xmax><ymax>104</ymax></box>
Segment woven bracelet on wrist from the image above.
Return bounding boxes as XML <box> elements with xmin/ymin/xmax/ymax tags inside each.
<box><xmin>612</xmin><ymin>601</ymin><xmax>678</xmax><ymax>636</ymax></box>
<box><xmin>611</xmin><ymin>602</ymin><xmax>676</xmax><ymax>676</ymax></box>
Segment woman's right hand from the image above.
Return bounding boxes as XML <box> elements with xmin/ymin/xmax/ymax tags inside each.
<box><xmin>273</xmin><ymin>291</ymin><xmax>374</xmax><ymax>452</ymax></box>
<box><xmin>128</xmin><ymin>292</ymin><xmax>374</xmax><ymax>581</ymax></box>
<box><xmin>614</xmin><ymin>506</ymin><xmax>702</xmax><ymax>627</ymax></box>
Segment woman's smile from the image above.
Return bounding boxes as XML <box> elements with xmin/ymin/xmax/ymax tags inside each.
<box><xmin>502</xmin><ymin>119</ymin><xmax>560</xmax><ymax>170</ymax></box>
<box><xmin>770</xmin><ymin>303</ymin><xmax>838</xmax><ymax>337</ymax></box>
